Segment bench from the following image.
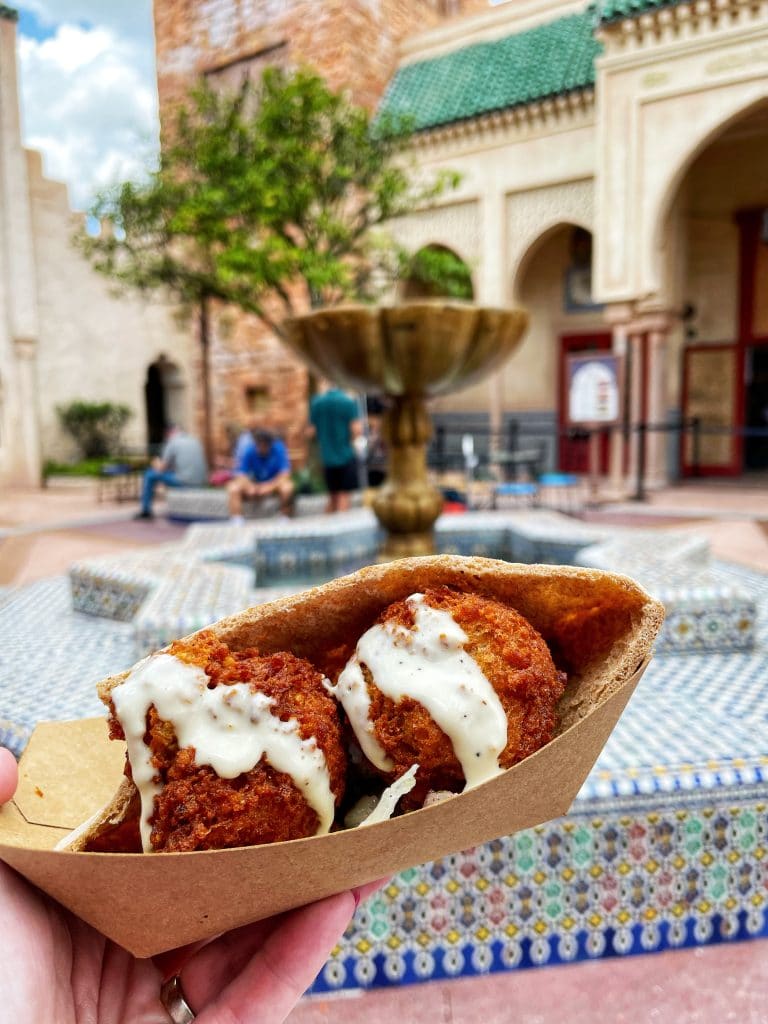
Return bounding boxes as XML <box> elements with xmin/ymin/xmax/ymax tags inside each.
<box><xmin>165</xmin><ymin>488</ymin><xmax>362</xmax><ymax>521</ymax></box>
<box><xmin>97</xmin><ymin>463</ymin><xmax>142</xmax><ymax>503</ymax></box>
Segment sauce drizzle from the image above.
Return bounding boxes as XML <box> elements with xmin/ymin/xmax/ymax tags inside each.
<box><xmin>334</xmin><ymin>594</ymin><xmax>507</xmax><ymax>790</ymax></box>
<box><xmin>111</xmin><ymin>653</ymin><xmax>335</xmax><ymax>851</ymax></box>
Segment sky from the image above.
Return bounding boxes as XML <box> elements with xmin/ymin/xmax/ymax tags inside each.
<box><xmin>15</xmin><ymin>0</ymin><xmax>159</xmax><ymax>211</ymax></box>
<box><xmin>12</xmin><ymin>0</ymin><xmax>503</xmax><ymax>213</ymax></box>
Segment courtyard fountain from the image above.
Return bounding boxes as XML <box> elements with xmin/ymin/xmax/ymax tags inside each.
<box><xmin>284</xmin><ymin>301</ymin><xmax>529</xmax><ymax>557</ymax></box>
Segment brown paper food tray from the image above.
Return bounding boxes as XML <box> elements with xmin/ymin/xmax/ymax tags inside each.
<box><xmin>0</xmin><ymin>557</ymin><xmax>661</xmax><ymax>957</ymax></box>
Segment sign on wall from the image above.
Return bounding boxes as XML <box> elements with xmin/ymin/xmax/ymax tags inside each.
<box><xmin>566</xmin><ymin>353</ymin><xmax>623</xmax><ymax>426</ymax></box>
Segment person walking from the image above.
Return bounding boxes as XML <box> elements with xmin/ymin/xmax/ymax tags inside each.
<box><xmin>309</xmin><ymin>386</ymin><xmax>361</xmax><ymax>513</ymax></box>
<box><xmin>135</xmin><ymin>424</ymin><xmax>208</xmax><ymax>519</ymax></box>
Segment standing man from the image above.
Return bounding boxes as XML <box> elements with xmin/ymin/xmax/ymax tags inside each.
<box><xmin>309</xmin><ymin>385</ymin><xmax>361</xmax><ymax>513</ymax></box>
<box><xmin>227</xmin><ymin>429</ymin><xmax>294</xmax><ymax>522</ymax></box>
<box><xmin>135</xmin><ymin>424</ymin><xmax>208</xmax><ymax>519</ymax></box>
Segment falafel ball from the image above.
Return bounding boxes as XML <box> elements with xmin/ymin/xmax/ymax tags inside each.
<box><xmin>336</xmin><ymin>587</ymin><xmax>566</xmax><ymax>805</ymax></box>
<box><xmin>105</xmin><ymin>630</ymin><xmax>346</xmax><ymax>852</ymax></box>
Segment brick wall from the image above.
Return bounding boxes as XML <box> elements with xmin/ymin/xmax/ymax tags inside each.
<box><xmin>153</xmin><ymin>0</ymin><xmax>485</xmax><ymax>463</ymax></box>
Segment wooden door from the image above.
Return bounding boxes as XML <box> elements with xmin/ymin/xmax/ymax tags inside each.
<box><xmin>681</xmin><ymin>343</ymin><xmax>741</xmax><ymax>476</ymax></box>
<box><xmin>558</xmin><ymin>333</ymin><xmax>612</xmax><ymax>473</ymax></box>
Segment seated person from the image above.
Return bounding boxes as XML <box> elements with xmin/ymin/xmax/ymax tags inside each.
<box><xmin>135</xmin><ymin>424</ymin><xmax>208</xmax><ymax>520</ymax></box>
<box><xmin>232</xmin><ymin>413</ymin><xmax>260</xmax><ymax>469</ymax></box>
<box><xmin>227</xmin><ymin>429</ymin><xmax>294</xmax><ymax>522</ymax></box>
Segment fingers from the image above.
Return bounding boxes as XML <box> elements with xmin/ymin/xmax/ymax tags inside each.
<box><xmin>0</xmin><ymin>748</ymin><xmax>18</xmax><ymax>804</ymax></box>
<box><xmin>192</xmin><ymin>891</ymin><xmax>356</xmax><ymax>1024</ymax></box>
<box><xmin>179</xmin><ymin>917</ymin><xmax>280</xmax><ymax>1006</ymax></box>
<box><xmin>182</xmin><ymin>879</ymin><xmax>390</xmax><ymax>1012</ymax></box>
<box><xmin>353</xmin><ymin>876</ymin><xmax>389</xmax><ymax>905</ymax></box>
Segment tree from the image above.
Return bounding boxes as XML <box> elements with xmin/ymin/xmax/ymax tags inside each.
<box><xmin>77</xmin><ymin>68</ymin><xmax>459</xmax><ymax>458</ymax></box>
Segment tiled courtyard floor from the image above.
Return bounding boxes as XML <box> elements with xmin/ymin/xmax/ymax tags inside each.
<box><xmin>2</xmin><ymin>478</ymin><xmax>768</xmax><ymax>1022</ymax></box>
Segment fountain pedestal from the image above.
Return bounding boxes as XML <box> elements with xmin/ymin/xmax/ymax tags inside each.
<box><xmin>284</xmin><ymin>302</ymin><xmax>528</xmax><ymax>556</ymax></box>
<box><xmin>372</xmin><ymin>396</ymin><xmax>443</xmax><ymax>557</ymax></box>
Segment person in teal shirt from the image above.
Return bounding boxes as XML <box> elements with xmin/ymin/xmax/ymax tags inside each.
<box><xmin>309</xmin><ymin>387</ymin><xmax>362</xmax><ymax>512</ymax></box>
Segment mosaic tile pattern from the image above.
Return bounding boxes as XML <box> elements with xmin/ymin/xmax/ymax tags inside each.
<box><xmin>0</xmin><ymin>577</ymin><xmax>135</xmax><ymax>753</ymax></box>
<box><xmin>657</xmin><ymin>586</ymin><xmax>756</xmax><ymax>654</ymax></box>
<box><xmin>181</xmin><ymin>522</ymin><xmax>260</xmax><ymax>566</ymax></box>
<box><xmin>66</xmin><ymin>509</ymin><xmax>758</xmax><ymax>657</ymax></box>
<box><xmin>577</xmin><ymin>533</ymin><xmax>757</xmax><ymax>654</ymax></box>
<box><xmin>313</xmin><ymin>794</ymin><xmax>768</xmax><ymax>992</ymax></box>
<box><xmin>132</xmin><ymin>562</ymin><xmax>258</xmax><ymax>656</ymax></box>
<box><xmin>2</xmin><ymin>559</ymin><xmax>768</xmax><ymax>987</ymax></box>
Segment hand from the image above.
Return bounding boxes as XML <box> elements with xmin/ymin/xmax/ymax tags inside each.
<box><xmin>0</xmin><ymin>747</ymin><xmax>381</xmax><ymax>1023</ymax></box>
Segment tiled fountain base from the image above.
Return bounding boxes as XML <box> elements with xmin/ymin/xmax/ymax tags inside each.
<box><xmin>68</xmin><ymin>509</ymin><xmax>756</xmax><ymax>656</ymax></box>
<box><xmin>2</xmin><ymin>562</ymin><xmax>767</xmax><ymax>991</ymax></box>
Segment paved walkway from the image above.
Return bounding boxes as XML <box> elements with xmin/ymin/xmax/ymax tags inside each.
<box><xmin>0</xmin><ymin>484</ymin><xmax>181</xmax><ymax>586</ymax></box>
<box><xmin>588</xmin><ymin>481</ymin><xmax>768</xmax><ymax>572</ymax></box>
<box><xmin>290</xmin><ymin>939</ymin><xmax>768</xmax><ymax>1024</ymax></box>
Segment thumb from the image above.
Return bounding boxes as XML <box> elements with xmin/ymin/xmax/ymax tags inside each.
<box><xmin>0</xmin><ymin>749</ymin><xmax>18</xmax><ymax>805</ymax></box>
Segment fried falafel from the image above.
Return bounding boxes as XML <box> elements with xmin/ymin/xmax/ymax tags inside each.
<box><xmin>333</xmin><ymin>587</ymin><xmax>566</xmax><ymax>804</ymax></box>
<box><xmin>101</xmin><ymin>630</ymin><xmax>346</xmax><ymax>852</ymax></box>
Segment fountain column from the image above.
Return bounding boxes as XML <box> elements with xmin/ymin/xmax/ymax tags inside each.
<box><xmin>372</xmin><ymin>395</ymin><xmax>444</xmax><ymax>557</ymax></box>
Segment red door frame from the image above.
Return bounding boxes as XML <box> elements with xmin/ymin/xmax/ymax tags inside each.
<box><xmin>681</xmin><ymin>209</ymin><xmax>768</xmax><ymax>476</ymax></box>
<box><xmin>558</xmin><ymin>333</ymin><xmax>613</xmax><ymax>473</ymax></box>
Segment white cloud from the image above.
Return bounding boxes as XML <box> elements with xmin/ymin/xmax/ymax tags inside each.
<box><xmin>16</xmin><ymin>9</ymin><xmax>158</xmax><ymax>210</ymax></box>
<box><xmin>20</xmin><ymin>0</ymin><xmax>154</xmax><ymax>44</ymax></box>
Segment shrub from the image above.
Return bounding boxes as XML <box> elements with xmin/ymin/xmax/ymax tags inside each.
<box><xmin>56</xmin><ymin>400</ymin><xmax>133</xmax><ymax>458</ymax></box>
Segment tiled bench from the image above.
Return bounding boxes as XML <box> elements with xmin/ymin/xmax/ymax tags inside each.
<box><xmin>165</xmin><ymin>487</ymin><xmax>363</xmax><ymax>521</ymax></box>
<box><xmin>576</xmin><ymin>532</ymin><xmax>757</xmax><ymax>653</ymax></box>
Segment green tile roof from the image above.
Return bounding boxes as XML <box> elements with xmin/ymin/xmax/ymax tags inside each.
<box><xmin>596</xmin><ymin>0</ymin><xmax>678</xmax><ymax>22</ymax></box>
<box><xmin>379</xmin><ymin>10</ymin><xmax>601</xmax><ymax>133</ymax></box>
<box><xmin>0</xmin><ymin>5</ymin><xmax>18</xmax><ymax>20</ymax></box>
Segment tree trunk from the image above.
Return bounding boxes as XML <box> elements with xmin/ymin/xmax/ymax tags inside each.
<box><xmin>199</xmin><ymin>296</ymin><xmax>213</xmax><ymax>466</ymax></box>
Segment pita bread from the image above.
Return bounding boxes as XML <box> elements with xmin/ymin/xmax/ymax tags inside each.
<box><xmin>64</xmin><ymin>556</ymin><xmax>663</xmax><ymax>853</ymax></box>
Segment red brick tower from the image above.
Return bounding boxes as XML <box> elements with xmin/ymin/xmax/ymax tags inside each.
<box><xmin>152</xmin><ymin>0</ymin><xmax>487</xmax><ymax>461</ymax></box>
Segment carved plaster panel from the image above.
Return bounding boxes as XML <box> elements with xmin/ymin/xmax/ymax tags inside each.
<box><xmin>506</xmin><ymin>178</ymin><xmax>595</xmax><ymax>294</ymax></box>
<box><xmin>389</xmin><ymin>200</ymin><xmax>481</xmax><ymax>266</ymax></box>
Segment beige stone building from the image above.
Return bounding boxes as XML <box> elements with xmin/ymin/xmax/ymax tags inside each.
<box><xmin>382</xmin><ymin>0</ymin><xmax>768</xmax><ymax>488</ymax></box>
<box><xmin>153</xmin><ymin>0</ymin><xmax>768</xmax><ymax>490</ymax></box>
<box><xmin>0</xmin><ymin>10</ymin><xmax>194</xmax><ymax>488</ymax></box>
<box><xmin>4</xmin><ymin>0</ymin><xmax>768</xmax><ymax>490</ymax></box>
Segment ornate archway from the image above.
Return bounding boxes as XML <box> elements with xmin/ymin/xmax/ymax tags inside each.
<box><xmin>400</xmin><ymin>243</ymin><xmax>474</xmax><ymax>300</ymax></box>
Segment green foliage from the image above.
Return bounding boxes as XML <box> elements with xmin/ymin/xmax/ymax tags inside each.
<box><xmin>43</xmin><ymin>458</ymin><xmax>111</xmax><ymax>478</ymax></box>
<box><xmin>75</xmin><ymin>68</ymin><xmax>461</xmax><ymax>335</ymax></box>
<box><xmin>56</xmin><ymin>401</ymin><xmax>133</xmax><ymax>459</ymax></box>
<box><xmin>402</xmin><ymin>246</ymin><xmax>474</xmax><ymax>299</ymax></box>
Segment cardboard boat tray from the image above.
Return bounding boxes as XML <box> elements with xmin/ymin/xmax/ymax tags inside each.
<box><xmin>0</xmin><ymin>556</ymin><xmax>662</xmax><ymax>957</ymax></box>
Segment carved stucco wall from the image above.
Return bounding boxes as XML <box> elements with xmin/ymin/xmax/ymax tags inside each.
<box><xmin>506</xmin><ymin>178</ymin><xmax>594</xmax><ymax>299</ymax></box>
<box><xmin>595</xmin><ymin>17</ymin><xmax>768</xmax><ymax>306</ymax></box>
<box><xmin>389</xmin><ymin>200</ymin><xmax>481</xmax><ymax>270</ymax></box>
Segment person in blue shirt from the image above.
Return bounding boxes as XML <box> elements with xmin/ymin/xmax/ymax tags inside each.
<box><xmin>227</xmin><ymin>429</ymin><xmax>294</xmax><ymax>521</ymax></box>
<box><xmin>308</xmin><ymin>387</ymin><xmax>362</xmax><ymax>512</ymax></box>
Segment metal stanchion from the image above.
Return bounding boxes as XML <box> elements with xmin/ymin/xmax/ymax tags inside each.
<box><xmin>633</xmin><ymin>422</ymin><xmax>647</xmax><ymax>502</ymax></box>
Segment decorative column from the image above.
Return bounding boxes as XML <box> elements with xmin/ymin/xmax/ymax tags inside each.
<box><xmin>625</xmin><ymin>328</ymin><xmax>645</xmax><ymax>490</ymax></box>
<box><xmin>477</xmin><ymin>190</ymin><xmax>508</xmax><ymax>448</ymax></box>
<box><xmin>608</xmin><ymin>321</ymin><xmax>628</xmax><ymax>497</ymax></box>
<box><xmin>643</xmin><ymin>317</ymin><xmax>671</xmax><ymax>489</ymax></box>
<box><xmin>0</xmin><ymin>14</ymin><xmax>42</xmax><ymax>487</ymax></box>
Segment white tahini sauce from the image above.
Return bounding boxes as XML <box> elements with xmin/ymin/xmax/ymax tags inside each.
<box><xmin>359</xmin><ymin>764</ymin><xmax>419</xmax><ymax>827</ymax></box>
<box><xmin>333</xmin><ymin>593</ymin><xmax>507</xmax><ymax>791</ymax></box>
<box><xmin>111</xmin><ymin>653</ymin><xmax>335</xmax><ymax>852</ymax></box>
